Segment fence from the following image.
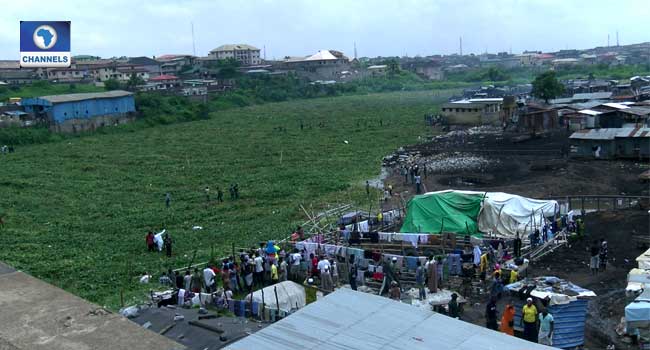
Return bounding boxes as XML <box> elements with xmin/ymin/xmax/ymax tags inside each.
<box><xmin>544</xmin><ymin>195</ymin><xmax>650</xmax><ymax>213</ymax></box>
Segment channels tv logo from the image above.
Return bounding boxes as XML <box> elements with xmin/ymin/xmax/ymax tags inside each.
<box><xmin>20</xmin><ymin>21</ymin><xmax>71</xmax><ymax>68</ymax></box>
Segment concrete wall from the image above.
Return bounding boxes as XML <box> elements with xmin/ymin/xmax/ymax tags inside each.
<box><xmin>51</xmin><ymin>113</ymin><xmax>136</xmax><ymax>133</ymax></box>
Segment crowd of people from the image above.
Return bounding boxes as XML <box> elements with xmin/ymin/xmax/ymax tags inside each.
<box><xmin>400</xmin><ymin>163</ymin><xmax>427</xmax><ymax>194</ymax></box>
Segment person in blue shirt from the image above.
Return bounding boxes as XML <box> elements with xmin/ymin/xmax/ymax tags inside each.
<box><xmin>538</xmin><ymin>309</ymin><xmax>555</xmax><ymax>345</ymax></box>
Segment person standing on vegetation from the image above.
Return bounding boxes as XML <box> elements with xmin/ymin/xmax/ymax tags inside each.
<box><xmin>203</xmin><ymin>265</ymin><xmax>216</xmax><ymax>293</ymax></box>
<box><xmin>167</xmin><ymin>268</ymin><xmax>176</xmax><ymax>287</ymax></box>
<box><xmin>146</xmin><ymin>231</ymin><xmax>155</xmax><ymax>252</ymax></box>
<box><xmin>279</xmin><ymin>257</ymin><xmax>288</xmax><ymax>282</ymax></box>
<box><xmin>229</xmin><ymin>185</ymin><xmax>235</xmax><ymax>200</ymax></box>
<box><xmin>163</xmin><ymin>234</ymin><xmax>173</xmax><ymax>257</ymax></box>
<box><xmin>191</xmin><ymin>268</ymin><xmax>203</xmax><ymax>293</ymax></box>
<box><xmin>217</xmin><ymin>187</ymin><xmax>224</xmax><ymax>202</ymax></box>
<box><xmin>183</xmin><ymin>270</ymin><xmax>192</xmax><ymax>290</ymax></box>
<box><xmin>253</xmin><ymin>253</ymin><xmax>264</xmax><ymax>288</ymax></box>
<box><xmin>204</xmin><ymin>186</ymin><xmax>210</xmax><ymax>202</ymax></box>
<box><xmin>234</xmin><ymin>183</ymin><xmax>240</xmax><ymax>199</ymax></box>
<box><xmin>366</xmin><ymin>181</ymin><xmax>370</xmax><ymax>196</ymax></box>
<box><xmin>165</xmin><ymin>193</ymin><xmax>171</xmax><ymax>208</ymax></box>
<box><xmin>159</xmin><ymin>271</ymin><xmax>172</xmax><ymax>286</ymax></box>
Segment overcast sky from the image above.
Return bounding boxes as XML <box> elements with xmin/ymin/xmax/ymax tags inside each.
<box><xmin>1</xmin><ymin>0</ymin><xmax>648</xmax><ymax>60</ymax></box>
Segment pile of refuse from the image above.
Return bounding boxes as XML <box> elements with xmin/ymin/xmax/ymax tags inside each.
<box><xmin>423</xmin><ymin>153</ymin><xmax>497</xmax><ymax>174</ymax></box>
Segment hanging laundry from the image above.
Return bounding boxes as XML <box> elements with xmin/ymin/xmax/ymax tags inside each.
<box><xmin>405</xmin><ymin>256</ymin><xmax>419</xmax><ymax>270</ymax></box>
<box><xmin>401</xmin><ymin>234</ymin><xmax>419</xmax><ymax>248</ymax></box>
<box><xmin>473</xmin><ymin>245</ymin><xmax>482</xmax><ymax>266</ymax></box>
<box><xmin>418</xmin><ymin>234</ymin><xmax>429</xmax><ymax>244</ymax></box>
<box><xmin>358</xmin><ymin>220</ymin><xmax>369</xmax><ymax>233</ymax></box>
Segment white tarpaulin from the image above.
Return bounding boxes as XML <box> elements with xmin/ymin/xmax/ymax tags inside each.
<box><xmin>245</xmin><ymin>281</ymin><xmax>306</xmax><ymax>313</ymax></box>
<box><xmin>626</xmin><ymin>289</ymin><xmax>650</xmax><ymax>328</ymax></box>
<box><xmin>478</xmin><ymin>192</ymin><xmax>559</xmax><ymax>238</ymax></box>
<box><xmin>637</xmin><ymin>248</ymin><xmax>650</xmax><ymax>270</ymax></box>
<box><xmin>626</xmin><ymin>268</ymin><xmax>650</xmax><ymax>293</ymax></box>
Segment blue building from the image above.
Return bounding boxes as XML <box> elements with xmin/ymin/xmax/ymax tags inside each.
<box><xmin>22</xmin><ymin>90</ymin><xmax>136</xmax><ymax>133</ymax></box>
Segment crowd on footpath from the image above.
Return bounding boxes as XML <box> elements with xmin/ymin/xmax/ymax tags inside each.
<box><xmin>528</xmin><ymin>211</ymin><xmax>586</xmax><ymax>248</ymax></box>
<box><xmin>143</xmin><ymin>205</ymin><xmax>592</xmax><ymax>347</ymax></box>
<box><xmin>399</xmin><ymin>163</ymin><xmax>427</xmax><ymax>194</ymax></box>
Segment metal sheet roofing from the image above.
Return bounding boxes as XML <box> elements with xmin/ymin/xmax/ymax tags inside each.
<box><xmin>38</xmin><ymin>90</ymin><xmax>133</xmax><ymax>103</ymax></box>
<box><xmin>570</xmin><ymin>127</ymin><xmax>650</xmax><ymax>140</ymax></box>
<box><xmin>572</xmin><ymin>92</ymin><xmax>613</xmax><ymax>100</ymax></box>
<box><xmin>224</xmin><ymin>288</ymin><xmax>554</xmax><ymax>350</ymax></box>
<box><xmin>578</xmin><ymin>109</ymin><xmax>602</xmax><ymax>116</ymax></box>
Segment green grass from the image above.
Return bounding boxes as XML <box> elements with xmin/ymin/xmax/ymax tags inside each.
<box><xmin>0</xmin><ymin>90</ymin><xmax>453</xmax><ymax>309</ymax></box>
<box><xmin>0</xmin><ymin>81</ymin><xmax>103</xmax><ymax>102</ymax></box>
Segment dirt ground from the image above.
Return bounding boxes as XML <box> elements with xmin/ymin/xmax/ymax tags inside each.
<box><xmin>380</xmin><ymin>128</ymin><xmax>650</xmax><ymax>348</ymax></box>
<box><xmin>382</xmin><ymin>129</ymin><xmax>648</xmax><ymax>203</ymax></box>
<box><xmin>458</xmin><ymin>210</ymin><xmax>649</xmax><ymax>349</ymax></box>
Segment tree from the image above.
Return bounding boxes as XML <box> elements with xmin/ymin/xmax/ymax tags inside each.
<box><xmin>531</xmin><ymin>71</ymin><xmax>564</xmax><ymax>103</ymax></box>
<box><xmin>104</xmin><ymin>79</ymin><xmax>121</xmax><ymax>91</ymax></box>
<box><xmin>386</xmin><ymin>59</ymin><xmax>400</xmax><ymax>77</ymax></box>
<box><xmin>126</xmin><ymin>74</ymin><xmax>145</xmax><ymax>90</ymax></box>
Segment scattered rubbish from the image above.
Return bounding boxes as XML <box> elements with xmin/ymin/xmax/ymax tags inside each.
<box><xmin>142</xmin><ymin>321</ymin><xmax>152</xmax><ymax>329</ymax></box>
<box><xmin>192</xmin><ymin>226</ymin><xmax>203</xmax><ymax>230</ymax></box>
<box><xmin>173</xmin><ymin>314</ymin><xmax>184</xmax><ymax>321</ymax></box>
<box><xmin>119</xmin><ymin>305</ymin><xmax>141</xmax><ymax>318</ymax></box>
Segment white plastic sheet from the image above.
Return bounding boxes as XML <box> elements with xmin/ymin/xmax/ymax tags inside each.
<box><xmin>245</xmin><ymin>281</ymin><xmax>306</xmax><ymax>313</ymax></box>
<box><xmin>637</xmin><ymin>248</ymin><xmax>650</xmax><ymax>270</ymax></box>
<box><xmin>478</xmin><ymin>192</ymin><xmax>558</xmax><ymax>238</ymax></box>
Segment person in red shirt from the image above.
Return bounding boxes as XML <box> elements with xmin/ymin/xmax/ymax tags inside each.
<box><xmin>145</xmin><ymin>231</ymin><xmax>155</xmax><ymax>252</ymax></box>
<box><xmin>310</xmin><ymin>253</ymin><xmax>319</xmax><ymax>277</ymax></box>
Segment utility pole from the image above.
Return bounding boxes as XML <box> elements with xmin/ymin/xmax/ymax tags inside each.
<box><xmin>263</xmin><ymin>45</ymin><xmax>267</xmax><ymax>60</ymax></box>
<box><xmin>616</xmin><ymin>30</ymin><xmax>620</xmax><ymax>47</ymax></box>
<box><xmin>354</xmin><ymin>42</ymin><xmax>357</xmax><ymax>60</ymax></box>
<box><xmin>191</xmin><ymin>22</ymin><xmax>196</xmax><ymax>56</ymax></box>
<box><xmin>459</xmin><ymin>36</ymin><xmax>463</xmax><ymax>56</ymax></box>
<box><xmin>607</xmin><ymin>33</ymin><xmax>610</xmax><ymax>48</ymax></box>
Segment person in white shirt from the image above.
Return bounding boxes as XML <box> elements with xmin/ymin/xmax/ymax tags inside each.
<box><xmin>318</xmin><ymin>256</ymin><xmax>333</xmax><ymax>291</ymax></box>
<box><xmin>203</xmin><ymin>266</ymin><xmax>216</xmax><ymax>293</ymax></box>
<box><xmin>330</xmin><ymin>259</ymin><xmax>339</xmax><ymax>286</ymax></box>
<box><xmin>253</xmin><ymin>253</ymin><xmax>264</xmax><ymax>287</ymax></box>
<box><xmin>289</xmin><ymin>251</ymin><xmax>302</xmax><ymax>281</ymax></box>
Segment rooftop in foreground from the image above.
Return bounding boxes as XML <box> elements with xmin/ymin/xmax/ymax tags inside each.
<box><xmin>225</xmin><ymin>288</ymin><xmax>553</xmax><ymax>350</ymax></box>
<box><xmin>0</xmin><ymin>261</ymin><xmax>184</xmax><ymax>350</ymax></box>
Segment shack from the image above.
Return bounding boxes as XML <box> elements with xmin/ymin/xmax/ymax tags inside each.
<box><xmin>21</xmin><ymin>90</ymin><xmax>136</xmax><ymax>133</ymax></box>
<box><xmin>506</xmin><ymin>276</ymin><xmax>596</xmax><ymax>349</ymax></box>
<box><xmin>569</xmin><ymin>127</ymin><xmax>650</xmax><ymax>159</ymax></box>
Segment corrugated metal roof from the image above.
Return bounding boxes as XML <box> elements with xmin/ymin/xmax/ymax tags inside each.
<box><xmin>39</xmin><ymin>90</ymin><xmax>133</xmax><ymax>103</ymax></box>
<box><xmin>570</xmin><ymin>127</ymin><xmax>650</xmax><ymax>140</ymax></box>
<box><xmin>601</xmin><ymin>102</ymin><xmax>630</xmax><ymax>110</ymax></box>
<box><xmin>572</xmin><ymin>92</ymin><xmax>613</xmax><ymax>100</ymax></box>
<box><xmin>578</xmin><ymin>109</ymin><xmax>602</xmax><ymax>116</ymax></box>
<box><xmin>224</xmin><ymin>289</ymin><xmax>554</xmax><ymax>350</ymax></box>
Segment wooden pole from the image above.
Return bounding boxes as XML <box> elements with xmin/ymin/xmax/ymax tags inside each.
<box><xmin>274</xmin><ymin>286</ymin><xmax>280</xmax><ymax>314</ymax></box>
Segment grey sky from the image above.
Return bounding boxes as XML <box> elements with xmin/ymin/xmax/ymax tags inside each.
<box><xmin>1</xmin><ymin>0</ymin><xmax>648</xmax><ymax>60</ymax></box>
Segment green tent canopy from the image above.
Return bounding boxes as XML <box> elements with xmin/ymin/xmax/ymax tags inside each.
<box><xmin>400</xmin><ymin>190</ymin><xmax>485</xmax><ymax>235</ymax></box>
